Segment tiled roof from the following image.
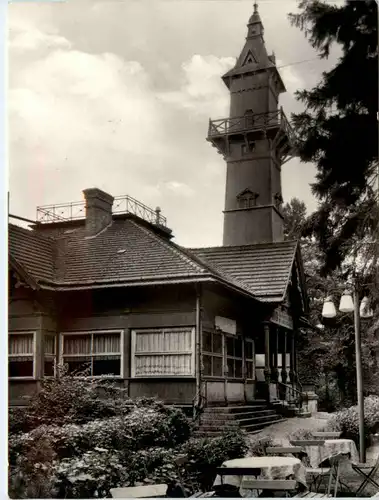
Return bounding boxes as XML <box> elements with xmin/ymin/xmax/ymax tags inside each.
<box><xmin>189</xmin><ymin>241</ymin><xmax>298</xmax><ymax>301</ymax></box>
<box><xmin>8</xmin><ymin>217</ymin><xmax>298</xmax><ymax>303</ymax></box>
<box><xmin>52</xmin><ymin>218</ymin><xmax>212</xmax><ymax>285</ymax></box>
<box><xmin>8</xmin><ymin>223</ymin><xmax>55</xmax><ymax>282</ymax></box>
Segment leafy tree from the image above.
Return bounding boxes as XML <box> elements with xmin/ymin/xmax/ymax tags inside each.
<box><xmin>283</xmin><ymin>197</ymin><xmax>379</xmax><ymax>407</ymax></box>
<box><xmin>282</xmin><ymin>198</ymin><xmax>307</xmax><ymax>240</ymax></box>
<box><xmin>288</xmin><ymin>0</ymin><xmax>378</xmax><ymax>277</ymax></box>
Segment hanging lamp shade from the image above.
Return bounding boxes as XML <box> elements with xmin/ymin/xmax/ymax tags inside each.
<box><xmin>360</xmin><ymin>296</ymin><xmax>374</xmax><ymax>318</ymax></box>
<box><xmin>339</xmin><ymin>290</ymin><xmax>354</xmax><ymax>313</ymax></box>
<box><xmin>322</xmin><ymin>296</ymin><xmax>336</xmax><ymax>318</ymax></box>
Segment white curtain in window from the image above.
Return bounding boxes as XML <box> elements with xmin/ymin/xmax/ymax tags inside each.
<box><xmin>133</xmin><ymin>328</ymin><xmax>193</xmax><ymax>376</ymax></box>
<box><xmin>135</xmin><ymin>354</ymin><xmax>192</xmax><ymax>376</ymax></box>
<box><xmin>135</xmin><ymin>331</ymin><xmax>163</xmax><ymax>353</ymax></box>
<box><xmin>9</xmin><ymin>334</ymin><xmax>33</xmax><ymax>355</ymax></box>
<box><xmin>164</xmin><ymin>329</ymin><xmax>191</xmax><ymax>352</ymax></box>
<box><xmin>64</xmin><ymin>335</ymin><xmax>91</xmax><ymax>355</ymax></box>
<box><xmin>93</xmin><ymin>334</ymin><xmax>120</xmax><ymax>353</ymax></box>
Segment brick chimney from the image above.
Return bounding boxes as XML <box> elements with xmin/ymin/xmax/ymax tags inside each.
<box><xmin>83</xmin><ymin>188</ymin><xmax>114</xmax><ymax>236</ymax></box>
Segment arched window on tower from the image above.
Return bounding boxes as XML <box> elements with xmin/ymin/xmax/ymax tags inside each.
<box><xmin>237</xmin><ymin>189</ymin><xmax>259</xmax><ymax>209</ymax></box>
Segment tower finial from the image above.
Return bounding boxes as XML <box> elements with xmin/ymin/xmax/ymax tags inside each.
<box><xmin>253</xmin><ymin>1</ymin><xmax>258</xmax><ymax>13</ymax></box>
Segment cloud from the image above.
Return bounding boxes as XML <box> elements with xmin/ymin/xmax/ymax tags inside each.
<box><xmin>161</xmin><ymin>181</ymin><xmax>195</xmax><ymax>198</ymax></box>
<box><xmin>9</xmin><ymin>0</ymin><xmax>339</xmax><ymax>247</ymax></box>
<box><xmin>9</xmin><ymin>16</ymin><xmax>71</xmax><ymax>52</ymax></box>
<box><xmin>159</xmin><ymin>54</ymin><xmax>235</xmax><ymax>117</ymax></box>
<box><xmin>277</xmin><ymin>59</ymin><xmax>305</xmax><ymax>93</ymax></box>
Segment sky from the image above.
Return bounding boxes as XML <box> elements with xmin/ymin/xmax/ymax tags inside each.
<box><xmin>8</xmin><ymin>0</ymin><xmax>341</xmax><ymax>247</ymax></box>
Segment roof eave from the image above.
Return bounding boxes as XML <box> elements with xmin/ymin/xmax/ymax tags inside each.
<box><xmin>9</xmin><ymin>254</ymin><xmax>40</xmax><ymax>290</ymax></box>
<box><xmin>35</xmin><ymin>272</ymin><xmax>261</xmax><ymax>302</ymax></box>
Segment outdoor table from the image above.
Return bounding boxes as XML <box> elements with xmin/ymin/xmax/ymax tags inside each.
<box><xmin>213</xmin><ymin>456</ymin><xmax>307</xmax><ymax>497</ymax></box>
<box><xmin>301</xmin><ymin>439</ymin><xmax>359</xmax><ymax>469</ymax></box>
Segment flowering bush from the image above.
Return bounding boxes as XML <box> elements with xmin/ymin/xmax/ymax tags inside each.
<box><xmin>248</xmin><ymin>435</ymin><xmax>274</xmax><ymax>456</ymax></box>
<box><xmin>8</xmin><ymin>406</ymin><xmax>31</xmax><ymax>435</ymax></box>
<box><xmin>22</xmin><ymin>367</ymin><xmax>133</xmax><ymax>430</ymax></box>
<box><xmin>54</xmin><ymin>449</ymin><xmax>128</xmax><ymax>498</ymax></box>
<box><xmin>180</xmin><ymin>429</ymin><xmax>248</xmax><ymax>491</ymax></box>
<box><xmin>327</xmin><ymin>395</ymin><xmax>379</xmax><ymax>446</ymax></box>
<box><xmin>289</xmin><ymin>428</ymin><xmax>320</xmax><ymax>441</ymax></box>
<box><xmin>8</xmin><ymin>434</ymin><xmax>57</xmax><ymax>499</ymax></box>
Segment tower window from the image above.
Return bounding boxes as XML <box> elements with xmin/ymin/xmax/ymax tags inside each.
<box><xmin>237</xmin><ymin>190</ymin><xmax>259</xmax><ymax>209</ymax></box>
<box><xmin>241</xmin><ymin>141</ymin><xmax>256</xmax><ymax>155</ymax></box>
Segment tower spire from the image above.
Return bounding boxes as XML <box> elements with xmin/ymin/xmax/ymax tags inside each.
<box><xmin>207</xmin><ymin>6</ymin><xmax>296</xmax><ymax>246</ymax></box>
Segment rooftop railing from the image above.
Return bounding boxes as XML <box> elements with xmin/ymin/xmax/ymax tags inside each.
<box><xmin>207</xmin><ymin>107</ymin><xmax>296</xmax><ymax>145</ymax></box>
<box><xmin>36</xmin><ymin>194</ymin><xmax>167</xmax><ymax>227</ymax></box>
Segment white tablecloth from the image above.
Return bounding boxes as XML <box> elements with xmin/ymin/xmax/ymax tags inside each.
<box><xmin>213</xmin><ymin>456</ymin><xmax>307</xmax><ymax>497</ymax></box>
<box><xmin>302</xmin><ymin>439</ymin><xmax>359</xmax><ymax>469</ymax></box>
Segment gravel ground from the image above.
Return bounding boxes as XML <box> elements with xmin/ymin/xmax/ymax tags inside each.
<box><xmin>246</xmin><ymin>413</ymin><xmax>379</xmax><ymax>497</ymax></box>
<box><xmin>250</xmin><ymin>412</ymin><xmax>332</xmax><ymax>446</ymax></box>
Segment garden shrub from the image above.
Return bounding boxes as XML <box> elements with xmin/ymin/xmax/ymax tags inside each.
<box><xmin>10</xmin><ymin>405</ymin><xmax>190</xmax><ymax>464</ymax></box>
<box><xmin>181</xmin><ymin>429</ymin><xmax>248</xmax><ymax>491</ymax></box>
<box><xmin>8</xmin><ymin>371</ymin><xmax>194</xmax><ymax>498</ymax></box>
<box><xmin>9</xmin><ymin>406</ymin><xmax>32</xmax><ymax>435</ymax></box>
<box><xmin>8</xmin><ymin>434</ymin><xmax>57</xmax><ymax>499</ymax></box>
<box><xmin>54</xmin><ymin>449</ymin><xmax>128</xmax><ymax>499</ymax></box>
<box><xmin>289</xmin><ymin>428</ymin><xmax>319</xmax><ymax>441</ymax></box>
<box><xmin>326</xmin><ymin>395</ymin><xmax>379</xmax><ymax>446</ymax></box>
<box><xmin>248</xmin><ymin>435</ymin><xmax>274</xmax><ymax>456</ymax></box>
<box><xmin>23</xmin><ymin>368</ymin><xmax>133</xmax><ymax>429</ymax></box>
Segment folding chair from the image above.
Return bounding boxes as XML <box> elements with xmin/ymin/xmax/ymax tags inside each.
<box><xmin>241</xmin><ymin>479</ymin><xmax>297</xmax><ymax>498</ymax></box>
<box><xmin>266</xmin><ymin>446</ymin><xmax>305</xmax><ymax>456</ymax></box>
<box><xmin>352</xmin><ymin>453</ymin><xmax>379</xmax><ymax>496</ymax></box>
<box><xmin>213</xmin><ymin>467</ymin><xmax>261</xmax><ymax>498</ymax></box>
<box><xmin>110</xmin><ymin>484</ymin><xmax>168</xmax><ymax>498</ymax></box>
<box><xmin>290</xmin><ymin>440</ymin><xmax>334</xmax><ymax>496</ymax></box>
<box><xmin>313</xmin><ymin>432</ymin><xmax>342</xmax><ymax>440</ymax></box>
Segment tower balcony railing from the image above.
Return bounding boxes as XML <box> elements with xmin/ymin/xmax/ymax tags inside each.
<box><xmin>36</xmin><ymin>194</ymin><xmax>167</xmax><ymax>227</ymax></box>
<box><xmin>207</xmin><ymin>107</ymin><xmax>296</xmax><ymax>145</ymax></box>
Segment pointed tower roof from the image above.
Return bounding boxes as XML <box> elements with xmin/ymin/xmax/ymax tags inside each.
<box><xmin>248</xmin><ymin>2</ymin><xmax>262</xmax><ymax>27</ymax></box>
<box><xmin>222</xmin><ymin>2</ymin><xmax>286</xmax><ymax>92</ymax></box>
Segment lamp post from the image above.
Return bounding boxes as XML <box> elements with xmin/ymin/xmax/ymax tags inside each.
<box><xmin>322</xmin><ymin>289</ymin><xmax>373</xmax><ymax>463</ymax></box>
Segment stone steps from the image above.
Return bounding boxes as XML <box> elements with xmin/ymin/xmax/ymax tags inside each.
<box><xmin>195</xmin><ymin>402</ymin><xmax>286</xmax><ymax>437</ymax></box>
<box><xmin>200</xmin><ymin>409</ymin><xmax>276</xmax><ymax>421</ymax></box>
<box><xmin>193</xmin><ymin>417</ymin><xmax>287</xmax><ymax>438</ymax></box>
<box><xmin>200</xmin><ymin>412</ymin><xmax>280</xmax><ymax>427</ymax></box>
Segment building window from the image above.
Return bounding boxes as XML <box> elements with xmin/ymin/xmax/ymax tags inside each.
<box><xmin>9</xmin><ymin>332</ymin><xmax>35</xmax><ymax>378</ymax></box>
<box><xmin>202</xmin><ymin>329</ymin><xmax>223</xmax><ymax>377</ymax></box>
<box><xmin>238</xmin><ymin>191</ymin><xmax>258</xmax><ymax>209</ymax></box>
<box><xmin>131</xmin><ymin>328</ymin><xmax>194</xmax><ymax>377</ymax></box>
<box><xmin>241</xmin><ymin>142</ymin><xmax>255</xmax><ymax>156</ymax></box>
<box><xmin>60</xmin><ymin>330</ymin><xmax>123</xmax><ymax>377</ymax></box>
<box><xmin>44</xmin><ymin>335</ymin><xmax>57</xmax><ymax>377</ymax></box>
<box><xmin>245</xmin><ymin>339</ymin><xmax>255</xmax><ymax>380</ymax></box>
<box><xmin>226</xmin><ymin>336</ymin><xmax>243</xmax><ymax>379</ymax></box>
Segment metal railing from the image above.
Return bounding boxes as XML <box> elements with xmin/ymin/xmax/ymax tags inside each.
<box><xmin>277</xmin><ymin>380</ymin><xmax>309</xmax><ymax>413</ymax></box>
<box><xmin>207</xmin><ymin>107</ymin><xmax>296</xmax><ymax>145</ymax></box>
<box><xmin>36</xmin><ymin>194</ymin><xmax>167</xmax><ymax>227</ymax></box>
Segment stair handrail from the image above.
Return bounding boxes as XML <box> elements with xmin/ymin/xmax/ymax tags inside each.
<box><xmin>277</xmin><ymin>381</ymin><xmax>309</xmax><ymax>412</ymax></box>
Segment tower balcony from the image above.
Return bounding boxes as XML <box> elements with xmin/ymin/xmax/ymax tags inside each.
<box><xmin>207</xmin><ymin>107</ymin><xmax>297</xmax><ymax>164</ymax></box>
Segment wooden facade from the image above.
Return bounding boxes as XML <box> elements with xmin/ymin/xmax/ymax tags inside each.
<box><xmin>9</xmin><ymin>272</ymin><xmax>302</xmax><ymax>408</ymax></box>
